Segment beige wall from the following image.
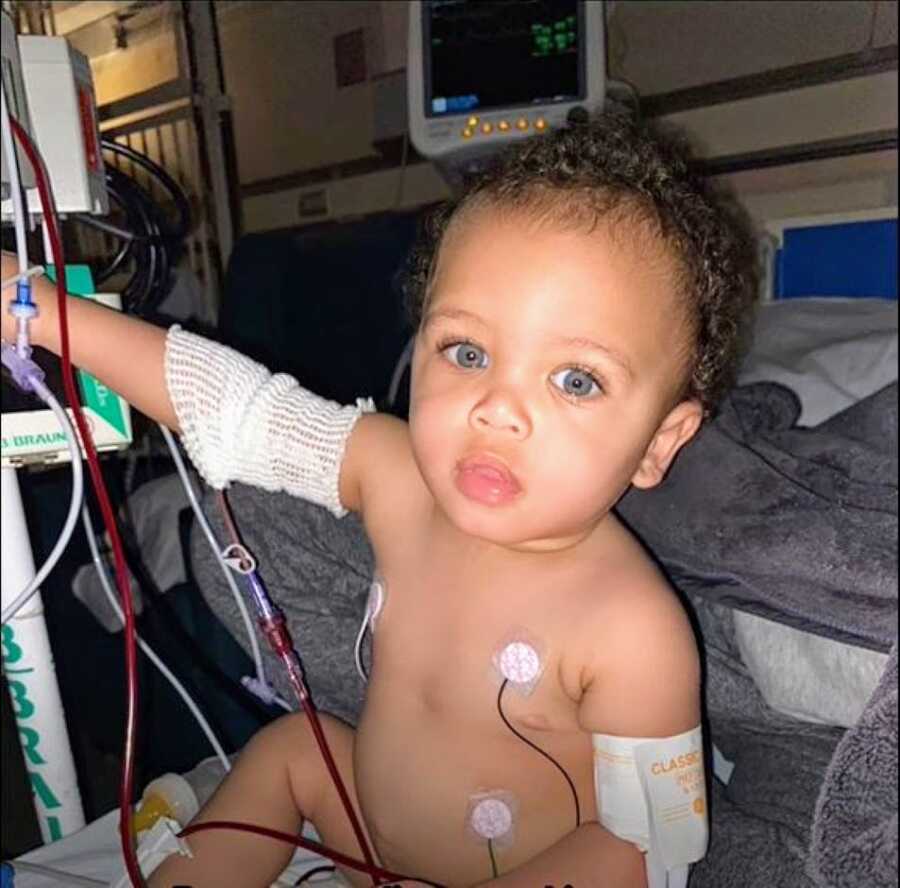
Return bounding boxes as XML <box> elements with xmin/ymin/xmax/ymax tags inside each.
<box><xmin>607</xmin><ymin>0</ymin><xmax>897</xmax><ymax>93</ymax></box>
<box><xmin>68</xmin><ymin>3</ymin><xmax>181</xmax><ymax>107</ymax></box>
<box><xmin>90</xmin><ymin>29</ymin><xmax>179</xmax><ymax>106</ymax></box>
<box><xmin>217</xmin><ymin>0</ymin><xmax>383</xmax><ymax>183</ymax></box>
<box><xmin>241</xmin><ymin>68</ymin><xmax>898</xmax><ymax>233</ymax></box>
<box><xmin>225</xmin><ymin>1</ymin><xmax>897</xmax><ymax>233</ymax></box>
<box><xmin>73</xmin><ymin>1</ymin><xmax>898</xmax><ymax>234</ymax></box>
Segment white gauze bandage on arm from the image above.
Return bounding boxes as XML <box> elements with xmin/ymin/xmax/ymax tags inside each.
<box><xmin>593</xmin><ymin>725</ymin><xmax>708</xmax><ymax>888</ymax></box>
<box><xmin>164</xmin><ymin>325</ymin><xmax>374</xmax><ymax>517</ymax></box>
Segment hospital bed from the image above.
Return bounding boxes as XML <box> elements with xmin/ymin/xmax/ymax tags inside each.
<box><xmin>9</xmin><ymin>207</ymin><xmax>897</xmax><ymax>887</ymax></box>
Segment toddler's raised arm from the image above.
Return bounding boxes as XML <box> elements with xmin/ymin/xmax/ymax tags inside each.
<box><xmin>1</xmin><ymin>253</ymin><xmax>373</xmax><ymax>517</ymax></box>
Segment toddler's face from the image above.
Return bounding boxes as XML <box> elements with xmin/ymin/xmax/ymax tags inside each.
<box><xmin>408</xmin><ymin>205</ymin><xmax>701</xmax><ymax>551</ymax></box>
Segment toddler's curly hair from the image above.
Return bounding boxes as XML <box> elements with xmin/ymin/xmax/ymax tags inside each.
<box><xmin>402</xmin><ymin>108</ymin><xmax>759</xmax><ymax>415</ymax></box>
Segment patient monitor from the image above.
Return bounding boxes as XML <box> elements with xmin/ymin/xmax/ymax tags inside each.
<box><xmin>407</xmin><ymin>0</ymin><xmax>607</xmax><ymax>181</ymax></box>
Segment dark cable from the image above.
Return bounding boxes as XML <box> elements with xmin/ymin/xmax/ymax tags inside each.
<box><xmin>295</xmin><ymin>864</ymin><xmax>336</xmax><ymax>885</ymax></box>
<box><xmin>90</xmin><ymin>180</ymin><xmax>138</xmax><ymax>284</ymax></box>
<box><xmin>101</xmin><ymin>138</ymin><xmax>192</xmax><ymax>240</ymax></box>
<box><xmin>496</xmin><ymin>679</ymin><xmax>581</xmax><ymax>829</ymax></box>
<box><xmin>487</xmin><ymin>838</ymin><xmax>499</xmax><ymax>878</ymax></box>
<box><xmin>67</xmin><ymin>142</ymin><xmax>192</xmax><ymax>316</ymax></box>
<box><xmin>69</xmin><ymin>212</ymin><xmax>138</xmax><ymax>241</ymax></box>
<box><xmin>108</xmin><ymin>167</ymin><xmax>162</xmax><ymax>313</ymax></box>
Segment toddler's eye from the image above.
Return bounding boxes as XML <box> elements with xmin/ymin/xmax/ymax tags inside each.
<box><xmin>551</xmin><ymin>367</ymin><xmax>601</xmax><ymax>399</ymax></box>
<box><xmin>442</xmin><ymin>342</ymin><xmax>488</xmax><ymax>369</ymax></box>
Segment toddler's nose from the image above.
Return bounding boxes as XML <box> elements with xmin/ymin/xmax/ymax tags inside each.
<box><xmin>470</xmin><ymin>390</ymin><xmax>530</xmax><ymax>439</ymax></box>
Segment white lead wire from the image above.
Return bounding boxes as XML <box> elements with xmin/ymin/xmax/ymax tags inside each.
<box><xmin>1</xmin><ymin>380</ymin><xmax>84</xmax><ymax>625</ymax></box>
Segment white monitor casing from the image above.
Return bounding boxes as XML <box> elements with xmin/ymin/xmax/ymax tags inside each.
<box><xmin>407</xmin><ymin>0</ymin><xmax>606</xmax><ymax>173</ymax></box>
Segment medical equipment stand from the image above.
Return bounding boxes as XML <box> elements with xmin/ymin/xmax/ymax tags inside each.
<box><xmin>1</xmin><ymin>465</ymin><xmax>85</xmax><ymax>842</ymax></box>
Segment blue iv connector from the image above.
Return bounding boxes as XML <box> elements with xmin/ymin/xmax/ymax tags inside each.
<box><xmin>15</xmin><ymin>279</ymin><xmax>33</xmax><ymax>306</ymax></box>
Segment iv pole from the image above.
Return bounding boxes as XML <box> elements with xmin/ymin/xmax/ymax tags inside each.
<box><xmin>2</xmin><ymin>464</ymin><xmax>86</xmax><ymax>841</ymax></box>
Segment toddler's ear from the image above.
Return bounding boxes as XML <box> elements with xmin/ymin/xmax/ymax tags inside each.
<box><xmin>631</xmin><ymin>399</ymin><xmax>703</xmax><ymax>489</ymax></box>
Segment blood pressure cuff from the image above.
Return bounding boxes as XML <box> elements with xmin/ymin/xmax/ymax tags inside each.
<box><xmin>593</xmin><ymin>726</ymin><xmax>708</xmax><ymax>886</ymax></box>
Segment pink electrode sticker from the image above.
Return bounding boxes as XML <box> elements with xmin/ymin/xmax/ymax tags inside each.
<box><xmin>492</xmin><ymin>632</ymin><xmax>545</xmax><ymax>696</ymax></box>
<box><xmin>471</xmin><ymin>798</ymin><xmax>513</xmax><ymax>839</ymax></box>
<box><xmin>498</xmin><ymin>641</ymin><xmax>541</xmax><ymax>684</ymax></box>
<box><xmin>466</xmin><ymin>791</ymin><xmax>517</xmax><ymax>848</ymax></box>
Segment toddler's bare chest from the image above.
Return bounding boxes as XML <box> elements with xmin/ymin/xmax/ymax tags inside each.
<box><xmin>358</xmin><ymin>560</ymin><xmax>589</xmax><ymax>770</ymax></box>
<box><xmin>352</xmin><ymin>570</ymin><xmax>594</xmax><ymax>878</ymax></box>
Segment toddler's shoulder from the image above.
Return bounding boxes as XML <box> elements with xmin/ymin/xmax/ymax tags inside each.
<box><xmin>583</xmin><ymin>512</ymin><xmax>685</xmax><ymax>617</ymax></box>
<box><xmin>569</xmin><ymin>517</ymin><xmax>701</xmax><ymax>735</ymax></box>
<box><xmin>342</xmin><ymin>411</ymin><xmax>429</xmax><ymax>523</ymax></box>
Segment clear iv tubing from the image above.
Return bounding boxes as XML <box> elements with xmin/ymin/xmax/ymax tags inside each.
<box><xmin>81</xmin><ymin>502</ymin><xmax>232</xmax><ymax>772</ymax></box>
<box><xmin>0</xmin><ymin>356</ymin><xmax>84</xmax><ymax>625</ymax></box>
<box><xmin>0</xmin><ymin>83</ymin><xmax>29</xmax><ymax>280</ymax></box>
<box><xmin>157</xmin><ymin>424</ymin><xmax>288</xmax><ymax>710</ymax></box>
<box><xmin>0</xmin><ymin>78</ymin><xmax>37</xmax><ymax>360</ymax></box>
<box><xmin>1</xmin><ymin>266</ymin><xmax>45</xmax><ymax>293</ymax></box>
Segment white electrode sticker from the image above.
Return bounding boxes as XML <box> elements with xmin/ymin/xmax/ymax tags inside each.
<box><xmin>492</xmin><ymin>630</ymin><xmax>545</xmax><ymax>696</ymax></box>
<box><xmin>498</xmin><ymin>641</ymin><xmax>541</xmax><ymax>684</ymax></box>
<box><xmin>465</xmin><ymin>791</ymin><xmax>517</xmax><ymax>848</ymax></box>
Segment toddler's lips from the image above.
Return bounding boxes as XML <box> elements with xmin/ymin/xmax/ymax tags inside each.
<box><xmin>455</xmin><ymin>457</ymin><xmax>522</xmax><ymax>506</ymax></box>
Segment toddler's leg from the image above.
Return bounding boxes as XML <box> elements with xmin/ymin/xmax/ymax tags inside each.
<box><xmin>148</xmin><ymin>711</ymin><xmax>374</xmax><ymax>888</ymax></box>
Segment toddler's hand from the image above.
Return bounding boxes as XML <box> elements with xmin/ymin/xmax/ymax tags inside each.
<box><xmin>1</xmin><ymin>250</ymin><xmax>55</xmax><ymax>346</ymax></box>
<box><xmin>1</xmin><ymin>251</ymin><xmax>20</xmax><ymax>341</ymax></box>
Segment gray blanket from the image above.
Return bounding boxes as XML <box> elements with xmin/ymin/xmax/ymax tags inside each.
<box><xmin>618</xmin><ymin>381</ymin><xmax>898</xmax><ymax>653</ymax></box>
<box><xmin>618</xmin><ymin>382</ymin><xmax>898</xmax><ymax>887</ymax></box>
<box><xmin>808</xmin><ymin>641</ymin><xmax>898</xmax><ymax>887</ymax></box>
<box><xmin>685</xmin><ymin>595</ymin><xmax>844</xmax><ymax>888</ymax></box>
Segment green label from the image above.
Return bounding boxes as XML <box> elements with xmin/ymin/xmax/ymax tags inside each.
<box><xmin>1</xmin><ymin>431</ymin><xmax>69</xmax><ymax>449</ymax></box>
<box><xmin>3</xmin><ymin>623</ymin><xmax>67</xmax><ymax>835</ymax></box>
<box><xmin>43</xmin><ymin>265</ymin><xmax>130</xmax><ymax>438</ymax></box>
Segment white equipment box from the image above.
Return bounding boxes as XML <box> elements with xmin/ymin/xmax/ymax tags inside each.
<box><xmin>0</xmin><ymin>7</ymin><xmax>35</xmax><ymax>199</ymax></box>
<box><xmin>17</xmin><ymin>35</ymin><xmax>108</xmax><ymax>215</ymax></box>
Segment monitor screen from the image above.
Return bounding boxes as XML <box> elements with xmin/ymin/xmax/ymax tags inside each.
<box><xmin>424</xmin><ymin>0</ymin><xmax>584</xmax><ymax>118</ymax></box>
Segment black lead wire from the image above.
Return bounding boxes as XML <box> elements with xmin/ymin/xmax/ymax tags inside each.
<box><xmin>488</xmin><ymin>838</ymin><xmax>499</xmax><ymax>878</ymax></box>
<box><xmin>496</xmin><ymin>679</ymin><xmax>581</xmax><ymax>829</ymax></box>
<box><xmin>294</xmin><ymin>864</ymin><xmax>336</xmax><ymax>885</ymax></box>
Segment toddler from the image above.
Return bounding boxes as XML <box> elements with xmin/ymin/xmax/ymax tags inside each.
<box><xmin>0</xmin><ymin>109</ymin><xmax>756</xmax><ymax>888</ymax></box>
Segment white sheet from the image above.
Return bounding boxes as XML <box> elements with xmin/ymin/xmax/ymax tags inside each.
<box><xmin>737</xmin><ymin>297</ymin><xmax>898</xmax><ymax>427</ymax></box>
<box><xmin>13</xmin><ymin>808</ymin><xmax>341</xmax><ymax>887</ymax></box>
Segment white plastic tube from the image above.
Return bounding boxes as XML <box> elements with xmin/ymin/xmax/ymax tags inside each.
<box><xmin>81</xmin><ymin>503</ymin><xmax>231</xmax><ymax>773</ymax></box>
<box><xmin>1</xmin><ymin>265</ymin><xmax>45</xmax><ymax>292</ymax></box>
<box><xmin>0</xmin><ymin>77</ymin><xmax>29</xmax><ymax>276</ymax></box>
<box><xmin>1</xmin><ymin>379</ymin><xmax>84</xmax><ymax>624</ymax></box>
<box><xmin>354</xmin><ymin>614</ymin><xmax>369</xmax><ymax>683</ymax></box>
